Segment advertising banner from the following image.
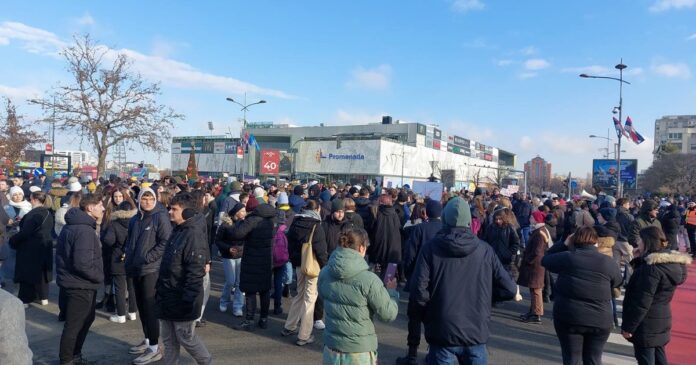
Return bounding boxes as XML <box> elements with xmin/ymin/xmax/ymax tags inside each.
<box><xmin>592</xmin><ymin>159</ymin><xmax>638</xmax><ymax>190</ymax></box>
<box><xmin>260</xmin><ymin>149</ymin><xmax>280</xmax><ymax>175</ymax></box>
<box><xmin>214</xmin><ymin>142</ymin><xmax>225</xmax><ymax>154</ymax></box>
<box><xmin>296</xmin><ymin>140</ymin><xmax>380</xmax><ymax>175</ymax></box>
<box><xmin>412</xmin><ymin>181</ymin><xmax>444</xmax><ymax>199</ymax></box>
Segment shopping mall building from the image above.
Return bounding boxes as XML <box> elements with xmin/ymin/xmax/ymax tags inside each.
<box><xmin>170</xmin><ymin>119</ymin><xmax>517</xmax><ymax>188</ymax></box>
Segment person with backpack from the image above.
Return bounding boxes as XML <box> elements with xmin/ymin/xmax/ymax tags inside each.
<box><xmin>272</xmin><ymin>213</ymin><xmax>290</xmax><ymax>315</ymax></box>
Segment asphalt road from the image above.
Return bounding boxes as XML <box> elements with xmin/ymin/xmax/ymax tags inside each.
<box><xmin>24</xmin><ymin>259</ymin><xmax>637</xmax><ymax>365</ymax></box>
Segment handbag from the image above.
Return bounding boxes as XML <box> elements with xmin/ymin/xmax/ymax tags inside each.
<box><xmin>300</xmin><ymin>224</ymin><xmax>320</xmax><ymax>278</ymax></box>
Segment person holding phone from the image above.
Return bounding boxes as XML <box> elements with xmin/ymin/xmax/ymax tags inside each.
<box><xmin>318</xmin><ymin>227</ymin><xmax>399</xmax><ymax>365</ymax></box>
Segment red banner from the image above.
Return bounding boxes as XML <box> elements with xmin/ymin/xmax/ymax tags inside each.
<box><xmin>260</xmin><ymin>149</ymin><xmax>280</xmax><ymax>175</ymax></box>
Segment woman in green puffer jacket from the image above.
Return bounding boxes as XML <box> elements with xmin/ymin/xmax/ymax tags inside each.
<box><xmin>318</xmin><ymin>227</ymin><xmax>399</xmax><ymax>365</ymax></box>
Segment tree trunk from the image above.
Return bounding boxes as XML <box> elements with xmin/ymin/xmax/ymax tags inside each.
<box><xmin>97</xmin><ymin>149</ymin><xmax>108</xmax><ymax>179</ymax></box>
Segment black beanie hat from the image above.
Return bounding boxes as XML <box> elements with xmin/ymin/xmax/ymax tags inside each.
<box><xmin>293</xmin><ymin>185</ymin><xmax>304</xmax><ymax>196</ymax></box>
<box><xmin>228</xmin><ymin>202</ymin><xmax>245</xmax><ymax>217</ymax></box>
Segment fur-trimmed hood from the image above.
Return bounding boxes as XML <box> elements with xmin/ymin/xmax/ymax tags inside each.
<box><xmin>219</xmin><ymin>214</ymin><xmax>234</xmax><ymax>226</ymax></box>
<box><xmin>111</xmin><ymin>209</ymin><xmax>138</xmax><ymax>221</ymax></box>
<box><xmin>645</xmin><ymin>250</ymin><xmax>693</xmax><ymax>266</ymax></box>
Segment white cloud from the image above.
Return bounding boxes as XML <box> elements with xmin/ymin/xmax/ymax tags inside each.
<box><xmin>346</xmin><ymin>64</ymin><xmax>392</xmax><ymax>91</ymax></box>
<box><xmin>652</xmin><ymin>63</ymin><xmax>692</xmax><ymax>78</ymax></box>
<box><xmin>520</xmin><ymin>46</ymin><xmax>537</xmax><ymax>56</ymax></box>
<box><xmin>331</xmin><ymin>109</ymin><xmax>387</xmax><ymax>126</ymax></box>
<box><xmin>150</xmin><ymin>38</ymin><xmax>189</xmax><ymax>58</ymax></box>
<box><xmin>0</xmin><ymin>21</ymin><xmax>293</xmax><ymax>99</ymax></box>
<box><xmin>650</xmin><ymin>0</ymin><xmax>696</xmax><ymax>12</ymax></box>
<box><xmin>0</xmin><ymin>84</ymin><xmax>42</xmax><ymax>100</ymax></box>
<box><xmin>518</xmin><ymin>72</ymin><xmax>538</xmax><ymax>79</ymax></box>
<box><xmin>524</xmin><ymin>58</ymin><xmax>551</xmax><ymax>70</ymax></box>
<box><xmin>628</xmin><ymin>67</ymin><xmax>645</xmax><ymax>77</ymax></box>
<box><xmin>0</xmin><ymin>21</ymin><xmax>66</xmax><ymax>56</ymax></box>
<box><xmin>688</xmin><ymin>33</ymin><xmax>696</xmax><ymax>40</ymax></box>
<box><xmin>76</xmin><ymin>13</ymin><xmax>95</xmax><ymax>26</ymax></box>
<box><xmin>496</xmin><ymin>59</ymin><xmax>514</xmax><ymax>66</ymax></box>
<box><xmin>451</xmin><ymin>0</ymin><xmax>485</xmax><ymax>13</ymax></box>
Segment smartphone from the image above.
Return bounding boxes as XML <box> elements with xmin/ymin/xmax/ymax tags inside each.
<box><xmin>383</xmin><ymin>263</ymin><xmax>398</xmax><ymax>286</ymax></box>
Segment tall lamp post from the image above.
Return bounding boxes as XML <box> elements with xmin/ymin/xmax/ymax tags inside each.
<box><xmin>580</xmin><ymin>60</ymin><xmax>630</xmax><ymax>197</ymax></box>
<box><xmin>225</xmin><ymin>95</ymin><xmax>267</xmax><ymax>179</ymax></box>
<box><xmin>589</xmin><ymin>130</ymin><xmax>613</xmax><ymax>158</ymax></box>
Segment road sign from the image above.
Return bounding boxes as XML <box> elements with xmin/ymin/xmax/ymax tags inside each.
<box><xmin>45</xmin><ymin>143</ymin><xmax>53</xmax><ymax>154</ymax></box>
<box><xmin>236</xmin><ymin>146</ymin><xmax>243</xmax><ymax>159</ymax></box>
<box><xmin>571</xmin><ymin>180</ymin><xmax>578</xmax><ymax>189</ymax></box>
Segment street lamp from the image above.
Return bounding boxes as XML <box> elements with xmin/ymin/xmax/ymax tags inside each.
<box><xmin>580</xmin><ymin>60</ymin><xmax>630</xmax><ymax>197</ymax></box>
<box><xmin>589</xmin><ymin>130</ymin><xmax>612</xmax><ymax>158</ymax></box>
<box><xmin>225</xmin><ymin>95</ymin><xmax>267</xmax><ymax>179</ymax></box>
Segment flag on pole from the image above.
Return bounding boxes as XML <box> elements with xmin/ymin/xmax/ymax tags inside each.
<box><xmin>248</xmin><ymin>134</ymin><xmax>261</xmax><ymax>150</ymax></box>
<box><xmin>613</xmin><ymin>117</ymin><xmax>630</xmax><ymax>139</ymax></box>
<box><xmin>624</xmin><ymin>116</ymin><xmax>645</xmax><ymax>145</ymax></box>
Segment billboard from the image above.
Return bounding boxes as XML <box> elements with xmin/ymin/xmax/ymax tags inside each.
<box><xmin>260</xmin><ymin>149</ymin><xmax>280</xmax><ymax>175</ymax></box>
<box><xmin>592</xmin><ymin>159</ymin><xmax>638</xmax><ymax>190</ymax></box>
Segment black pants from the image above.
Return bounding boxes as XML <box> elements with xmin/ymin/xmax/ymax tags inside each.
<box><xmin>543</xmin><ymin>271</ymin><xmax>555</xmax><ymax>300</ymax></box>
<box><xmin>314</xmin><ymin>295</ymin><xmax>324</xmax><ymax>321</ymax></box>
<box><xmin>245</xmin><ymin>290</ymin><xmax>270</xmax><ymax>319</ymax></box>
<box><xmin>687</xmin><ymin>226</ymin><xmax>696</xmax><ymax>254</ymax></box>
<box><xmin>59</xmin><ymin>288</ymin><xmax>96</xmax><ymax>364</ymax></box>
<box><xmin>18</xmin><ymin>278</ymin><xmax>49</xmax><ymax>304</ymax></box>
<box><xmin>406</xmin><ymin>299</ymin><xmax>425</xmax><ymax>348</ymax></box>
<box><xmin>634</xmin><ymin>345</ymin><xmax>667</xmax><ymax>365</ymax></box>
<box><xmin>113</xmin><ymin>274</ymin><xmax>137</xmax><ymax>316</ymax></box>
<box><xmin>132</xmin><ymin>273</ymin><xmax>159</xmax><ymax>345</ymax></box>
<box><xmin>554</xmin><ymin>321</ymin><xmax>610</xmax><ymax>365</ymax></box>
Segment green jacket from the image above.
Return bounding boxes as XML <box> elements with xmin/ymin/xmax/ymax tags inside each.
<box><xmin>318</xmin><ymin>247</ymin><xmax>398</xmax><ymax>353</ymax></box>
<box><xmin>628</xmin><ymin>214</ymin><xmax>662</xmax><ymax>247</ymax></box>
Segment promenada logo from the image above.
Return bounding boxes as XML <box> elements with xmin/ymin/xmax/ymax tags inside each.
<box><xmin>315</xmin><ymin>149</ymin><xmax>365</xmax><ymax>163</ymax></box>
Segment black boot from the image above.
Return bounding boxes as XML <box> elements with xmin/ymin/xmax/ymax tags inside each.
<box><xmin>395</xmin><ymin>346</ymin><xmax>418</xmax><ymax>365</ymax></box>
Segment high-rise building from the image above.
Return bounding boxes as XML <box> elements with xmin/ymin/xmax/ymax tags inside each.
<box><xmin>654</xmin><ymin>115</ymin><xmax>696</xmax><ymax>155</ymax></box>
<box><xmin>54</xmin><ymin>150</ymin><xmax>94</xmax><ymax>167</ymax></box>
<box><xmin>524</xmin><ymin>156</ymin><xmax>552</xmax><ymax>189</ymax></box>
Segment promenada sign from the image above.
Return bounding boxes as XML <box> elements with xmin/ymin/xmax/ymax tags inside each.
<box><xmin>314</xmin><ymin>149</ymin><xmax>366</xmax><ymax>163</ymax></box>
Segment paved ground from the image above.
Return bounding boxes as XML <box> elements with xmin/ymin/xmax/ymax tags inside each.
<box><xmin>24</xmin><ymin>258</ymin><xmax>640</xmax><ymax>365</ymax></box>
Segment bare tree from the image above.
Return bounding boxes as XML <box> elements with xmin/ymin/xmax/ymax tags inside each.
<box><xmin>642</xmin><ymin>153</ymin><xmax>696</xmax><ymax>196</ymax></box>
<box><xmin>0</xmin><ymin>98</ymin><xmax>47</xmax><ymax>174</ymax></box>
<box><xmin>31</xmin><ymin>35</ymin><xmax>183</xmax><ymax>177</ymax></box>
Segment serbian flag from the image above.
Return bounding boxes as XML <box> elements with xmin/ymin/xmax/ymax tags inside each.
<box><xmin>613</xmin><ymin>117</ymin><xmax>630</xmax><ymax>139</ymax></box>
<box><xmin>624</xmin><ymin>116</ymin><xmax>645</xmax><ymax>145</ymax></box>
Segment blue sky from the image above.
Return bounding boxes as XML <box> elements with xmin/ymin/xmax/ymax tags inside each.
<box><xmin>1</xmin><ymin>0</ymin><xmax>695</xmax><ymax>176</ymax></box>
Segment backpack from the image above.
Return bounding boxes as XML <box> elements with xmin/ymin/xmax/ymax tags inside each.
<box><xmin>272</xmin><ymin>224</ymin><xmax>289</xmax><ymax>268</ymax></box>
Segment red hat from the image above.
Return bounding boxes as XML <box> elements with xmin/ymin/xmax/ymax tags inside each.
<box><xmin>246</xmin><ymin>195</ymin><xmax>259</xmax><ymax>212</ymax></box>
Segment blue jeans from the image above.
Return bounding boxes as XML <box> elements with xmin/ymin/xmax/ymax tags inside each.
<box><xmin>221</xmin><ymin>258</ymin><xmax>244</xmax><ymax>312</ymax></box>
<box><xmin>428</xmin><ymin>344</ymin><xmax>488</xmax><ymax>365</ymax></box>
<box><xmin>520</xmin><ymin>226</ymin><xmax>531</xmax><ymax>249</ymax></box>
<box><xmin>273</xmin><ymin>266</ymin><xmax>285</xmax><ymax>310</ymax></box>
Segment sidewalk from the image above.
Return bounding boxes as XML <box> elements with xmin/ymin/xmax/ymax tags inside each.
<box><xmin>666</xmin><ymin>259</ymin><xmax>696</xmax><ymax>365</ymax></box>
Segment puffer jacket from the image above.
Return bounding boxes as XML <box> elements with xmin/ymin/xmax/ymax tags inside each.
<box><xmin>55</xmin><ymin>208</ymin><xmax>104</xmax><ymax>290</ymax></box>
<box><xmin>622</xmin><ymin>250</ymin><xmax>691</xmax><ymax>348</ymax></box>
<box><xmin>318</xmin><ymin>247</ymin><xmax>398</xmax><ymax>353</ymax></box>
<box><xmin>367</xmin><ymin>205</ymin><xmax>402</xmax><ymax>267</ymax></box>
<box><xmin>230</xmin><ymin>204</ymin><xmax>277</xmax><ymax>293</ymax></box>
<box><xmin>482</xmin><ymin>223</ymin><xmax>520</xmax><ymax>265</ymax></box>
<box><xmin>354</xmin><ymin>197</ymin><xmax>374</xmax><ymax>230</ymax></box>
<box><xmin>287</xmin><ymin>212</ymin><xmax>329</xmax><ymax>268</ymax></box>
<box><xmin>100</xmin><ymin>209</ymin><xmax>137</xmax><ymax>275</ymax></box>
<box><xmin>124</xmin><ymin>203</ymin><xmax>172</xmax><ymax>277</ymax></box>
<box><xmin>155</xmin><ymin>213</ymin><xmax>208</xmax><ymax>321</ymax></box>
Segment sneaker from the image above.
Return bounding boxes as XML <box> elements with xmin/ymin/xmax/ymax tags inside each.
<box><xmin>219</xmin><ymin>302</ymin><xmax>228</xmax><ymax>312</ymax></box>
<box><xmin>133</xmin><ymin>347</ymin><xmax>163</xmax><ymax>365</ymax></box>
<box><xmin>109</xmin><ymin>315</ymin><xmax>126</xmax><ymax>324</ymax></box>
<box><xmin>296</xmin><ymin>335</ymin><xmax>315</xmax><ymax>346</ymax></box>
<box><xmin>127</xmin><ymin>312</ymin><xmax>137</xmax><ymax>321</ymax></box>
<box><xmin>232</xmin><ymin>309</ymin><xmax>244</xmax><ymax>317</ymax></box>
<box><xmin>40</xmin><ymin>299</ymin><xmax>48</xmax><ymax>306</ymax></box>
<box><xmin>314</xmin><ymin>320</ymin><xmax>325</xmax><ymax>330</ymax></box>
<box><xmin>234</xmin><ymin>320</ymin><xmax>255</xmax><ymax>332</ymax></box>
<box><xmin>129</xmin><ymin>340</ymin><xmax>149</xmax><ymax>355</ymax></box>
<box><xmin>281</xmin><ymin>328</ymin><xmax>298</xmax><ymax>337</ymax></box>
<box><xmin>258</xmin><ymin>318</ymin><xmax>268</xmax><ymax>329</ymax></box>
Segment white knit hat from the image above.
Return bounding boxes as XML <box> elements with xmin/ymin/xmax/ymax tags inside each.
<box><xmin>29</xmin><ymin>186</ymin><xmax>41</xmax><ymax>193</ymax></box>
<box><xmin>253</xmin><ymin>186</ymin><xmax>265</xmax><ymax>199</ymax></box>
<box><xmin>9</xmin><ymin>186</ymin><xmax>24</xmax><ymax>197</ymax></box>
<box><xmin>68</xmin><ymin>181</ymin><xmax>82</xmax><ymax>192</ymax></box>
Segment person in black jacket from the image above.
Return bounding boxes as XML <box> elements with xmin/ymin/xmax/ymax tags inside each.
<box><xmin>55</xmin><ymin>193</ymin><xmax>105</xmax><ymax>365</ymax></box>
<box><xmin>512</xmin><ymin>193</ymin><xmax>532</xmax><ymax>248</ymax></box>
<box><xmin>9</xmin><ymin>191</ymin><xmax>54</xmax><ymax>305</ymax></box>
<box><xmin>101</xmin><ymin>201</ymin><xmax>138</xmax><ymax>323</ymax></box>
<box><xmin>156</xmin><ymin>192</ymin><xmax>211</xmax><ymax>365</ymax></box>
<box><xmin>483</xmin><ymin>208</ymin><xmax>521</xmax><ymax>277</ymax></box>
<box><xmin>396</xmin><ymin>199</ymin><xmax>443</xmax><ymax>365</ymax></box>
<box><xmin>229</xmin><ymin>201</ymin><xmax>277</xmax><ymax>331</ymax></box>
<box><xmin>660</xmin><ymin>204</ymin><xmax>680</xmax><ymax>251</ymax></box>
<box><xmin>622</xmin><ymin>226</ymin><xmax>691</xmax><ymax>365</ymax></box>
<box><xmin>322</xmin><ymin>198</ymin><xmax>351</xmax><ymax>256</ymax></box>
<box><xmin>354</xmin><ymin>188</ymin><xmax>374</xmax><ymax>230</ymax></box>
<box><xmin>215</xmin><ymin>203</ymin><xmax>246</xmax><ymax>317</ymax></box>
<box><xmin>411</xmin><ymin>197</ymin><xmax>516</xmax><ymax>364</ymax></box>
<box><xmin>615</xmin><ymin>198</ymin><xmax>635</xmax><ymax>280</ymax></box>
<box><xmin>542</xmin><ymin>227</ymin><xmax>623</xmax><ymax>365</ymax></box>
<box><xmin>367</xmin><ymin>194</ymin><xmax>402</xmax><ymax>274</ymax></box>
<box><xmin>124</xmin><ymin>187</ymin><xmax>172</xmax><ymax>364</ymax></box>
<box><xmin>283</xmin><ymin>200</ymin><xmax>329</xmax><ymax>346</ymax></box>
<box><xmin>343</xmin><ymin>198</ymin><xmax>364</xmax><ymax>229</ymax></box>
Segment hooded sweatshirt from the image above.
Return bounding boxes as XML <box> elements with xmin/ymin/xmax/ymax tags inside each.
<box><xmin>318</xmin><ymin>247</ymin><xmax>398</xmax><ymax>353</ymax></box>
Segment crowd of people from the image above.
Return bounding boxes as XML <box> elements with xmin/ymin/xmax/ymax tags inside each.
<box><xmin>0</xmin><ymin>170</ymin><xmax>693</xmax><ymax>365</ymax></box>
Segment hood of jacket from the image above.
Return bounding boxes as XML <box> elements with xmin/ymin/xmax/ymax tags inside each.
<box><xmin>176</xmin><ymin>212</ymin><xmax>206</xmax><ymax>230</ymax></box>
<box><xmin>433</xmin><ymin>227</ymin><xmax>480</xmax><ymax>258</ymax></box>
<box><xmin>111</xmin><ymin>208</ymin><xmax>138</xmax><ymax>221</ymax></box>
<box><xmin>139</xmin><ymin>201</ymin><xmax>168</xmax><ymax>219</ymax></box>
<box><xmin>320</xmin><ymin>190</ymin><xmax>332</xmax><ymax>203</ymax></box>
<box><xmin>64</xmin><ymin>207</ymin><xmax>97</xmax><ymax>228</ymax></box>
<box><xmin>378</xmin><ymin>204</ymin><xmax>397</xmax><ymax>216</ymax></box>
<box><xmin>288</xmin><ymin>194</ymin><xmax>307</xmax><ymax>213</ymax></box>
<box><xmin>251</xmin><ymin>203</ymin><xmax>277</xmax><ymax>219</ymax></box>
<box><xmin>325</xmin><ymin>247</ymin><xmax>369</xmax><ymax>280</ymax></box>
<box><xmin>644</xmin><ymin>250</ymin><xmax>692</xmax><ymax>285</ymax></box>
<box><xmin>354</xmin><ymin>197</ymin><xmax>371</xmax><ymax>208</ymax></box>
<box><xmin>296</xmin><ymin>209</ymin><xmax>322</xmax><ymax>221</ymax></box>
<box><xmin>50</xmin><ymin>186</ymin><xmax>69</xmax><ymax>197</ymax></box>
